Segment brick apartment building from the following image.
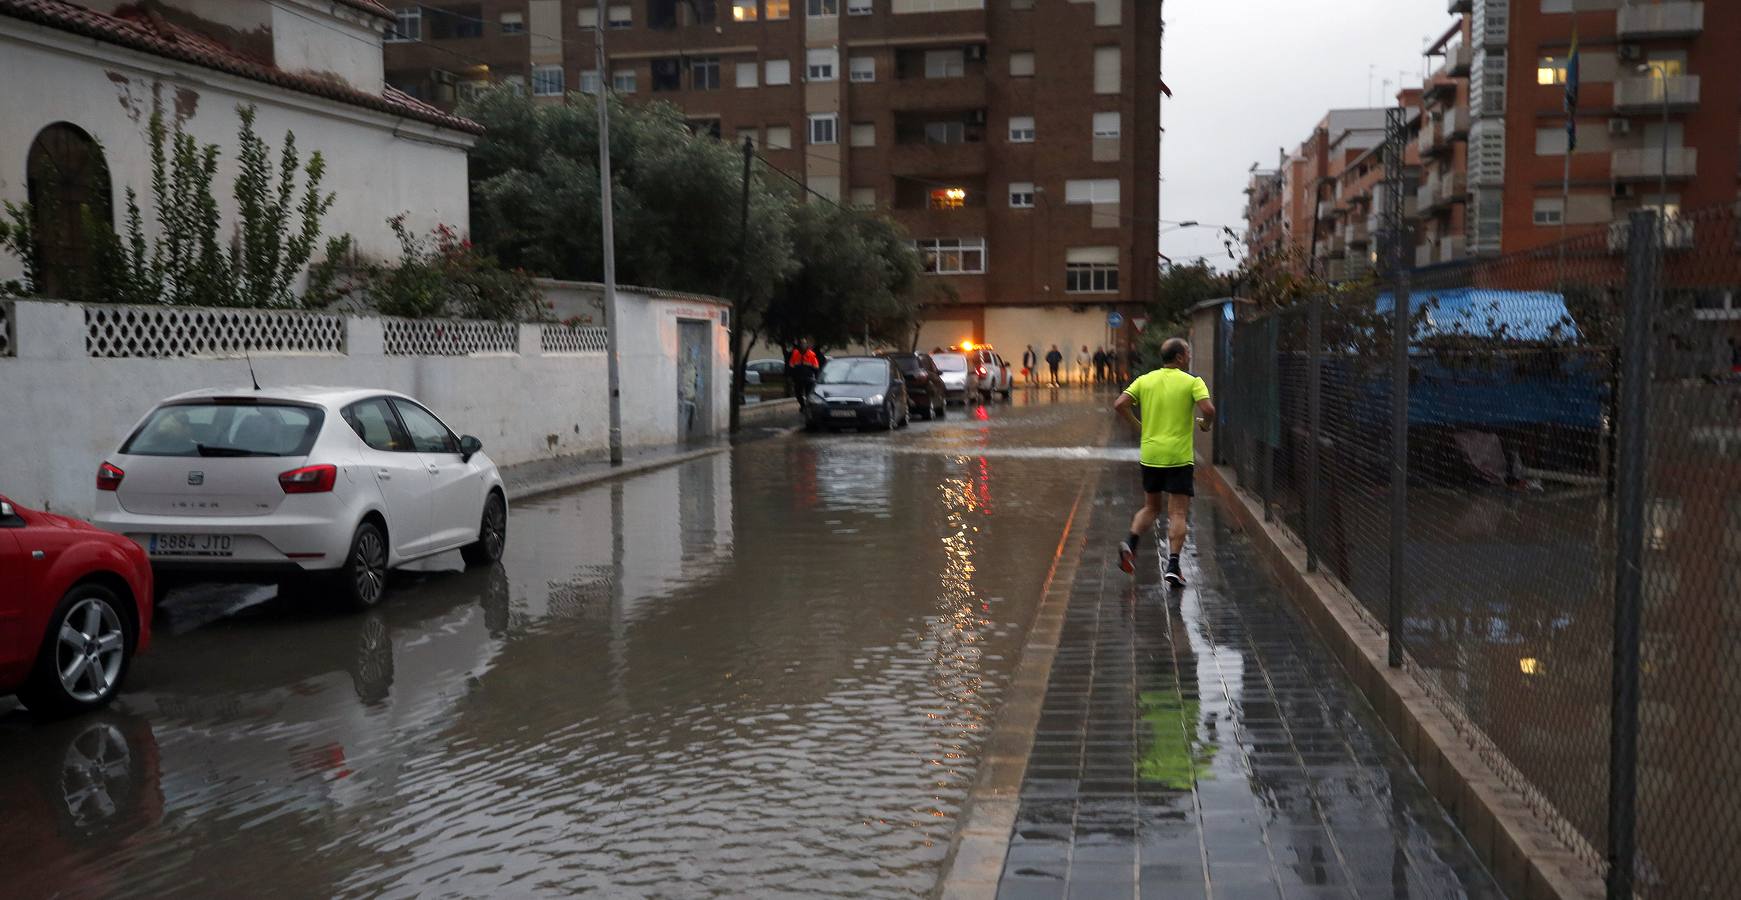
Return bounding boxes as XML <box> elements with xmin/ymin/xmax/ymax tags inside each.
<box><xmin>383</xmin><ymin>0</ymin><xmax>1163</xmax><ymax>354</ymax></box>
<box><xmin>1246</xmin><ymin>0</ymin><xmax>1740</xmax><ymax>296</ymax></box>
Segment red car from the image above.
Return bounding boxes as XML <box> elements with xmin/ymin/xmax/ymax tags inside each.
<box><xmin>0</xmin><ymin>494</ymin><xmax>153</xmax><ymax>716</ymax></box>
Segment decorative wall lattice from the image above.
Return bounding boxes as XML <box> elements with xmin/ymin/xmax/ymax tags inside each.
<box><xmin>85</xmin><ymin>306</ymin><xmax>345</xmax><ymax>359</ymax></box>
<box><xmin>541</xmin><ymin>324</ymin><xmax>608</xmax><ymax>354</ymax></box>
<box><xmin>381</xmin><ymin>318</ymin><xmax>519</xmax><ymax>356</ymax></box>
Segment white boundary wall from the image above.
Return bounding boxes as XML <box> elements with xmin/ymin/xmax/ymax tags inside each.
<box><xmin>0</xmin><ymin>288</ymin><xmax>731</xmax><ymax>517</ymax></box>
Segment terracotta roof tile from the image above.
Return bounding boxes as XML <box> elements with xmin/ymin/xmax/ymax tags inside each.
<box><xmin>0</xmin><ymin>0</ymin><xmax>482</xmax><ymax>135</ymax></box>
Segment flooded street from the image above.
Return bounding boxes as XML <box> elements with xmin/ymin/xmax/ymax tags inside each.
<box><xmin>1</xmin><ymin>390</ymin><xmax>1129</xmax><ymax>898</ymax></box>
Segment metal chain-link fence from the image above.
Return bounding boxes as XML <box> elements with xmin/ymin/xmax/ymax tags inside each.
<box><xmin>1216</xmin><ymin>203</ymin><xmax>1741</xmax><ymax>899</ymax></box>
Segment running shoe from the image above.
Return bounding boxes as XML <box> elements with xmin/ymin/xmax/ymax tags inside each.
<box><xmin>1117</xmin><ymin>541</ymin><xmax>1136</xmax><ymax>574</ymax></box>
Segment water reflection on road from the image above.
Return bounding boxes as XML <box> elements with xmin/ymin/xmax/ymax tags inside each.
<box><xmin>0</xmin><ymin>389</ymin><xmax>1115</xmax><ymax>898</ymax></box>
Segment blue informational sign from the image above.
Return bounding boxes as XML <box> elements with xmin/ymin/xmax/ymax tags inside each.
<box><xmin>1107</xmin><ymin>312</ymin><xmax>1124</xmax><ymax>328</ymax></box>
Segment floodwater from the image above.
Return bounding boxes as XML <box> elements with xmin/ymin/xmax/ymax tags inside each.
<box><xmin>0</xmin><ymin>388</ymin><xmax>1124</xmax><ymax>898</ymax></box>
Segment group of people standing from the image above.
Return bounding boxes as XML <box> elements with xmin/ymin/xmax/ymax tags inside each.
<box><xmin>1019</xmin><ymin>344</ymin><xmax>1129</xmax><ymax>388</ymax></box>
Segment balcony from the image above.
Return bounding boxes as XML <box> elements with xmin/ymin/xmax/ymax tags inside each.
<box><xmin>1416</xmin><ymin>177</ymin><xmax>1437</xmax><ymax>213</ymax></box>
<box><xmin>1324</xmin><ymin>258</ymin><xmax>1348</xmax><ymax>282</ymax></box>
<box><xmin>1608</xmin><ymin>217</ymin><xmax>1695</xmax><ymax>252</ymax></box>
<box><xmin>1328</xmin><ymin>232</ymin><xmax>1347</xmax><ymax>257</ymax></box>
<box><xmin>1614</xmin><ymin>75</ymin><xmax>1700</xmax><ymax>112</ymax></box>
<box><xmin>1611</xmin><ymin>147</ymin><xmax>1698</xmax><ymax>181</ymax></box>
<box><xmin>1439</xmin><ymin>234</ymin><xmax>1466</xmax><ymax>262</ymax></box>
<box><xmin>888</xmin><ymin>141</ymin><xmax>988</xmax><ymax>177</ymax></box>
<box><xmin>1416</xmin><ymin>119</ymin><xmax>1438</xmax><ymax>156</ymax></box>
<box><xmin>883</xmin><ymin>77</ymin><xmax>989</xmax><ymax>113</ymax></box>
<box><xmin>1443</xmin><ymin>107</ymin><xmax>1470</xmax><ymax>138</ymax></box>
<box><xmin>1416</xmin><ymin>243</ymin><xmax>1436</xmax><ymax>268</ymax></box>
<box><xmin>1617</xmin><ymin>2</ymin><xmax>1703</xmax><ymax>39</ymax></box>
<box><xmin>1431</xmin><ymin>171</ymin><xmax>1467</xmax><ymax>209</ymax></box>
<box><xmin>1434</xmin><ymin>41</ymin><xmax>1472</xmax><ymax>80</ymax></box>
<box><xmin>1346</xmin><ymin>217</ymin><xmax>1370</xmax><ymax>246</ymax></box>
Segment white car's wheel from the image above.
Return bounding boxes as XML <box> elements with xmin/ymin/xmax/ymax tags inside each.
<box><xmin>462</xmin><ymin>492</ymin><xmax>507</xmax><ymax>567</ymax></box>
<box><xmin>335</xmin><ymin>521</ymin><xmax>389</xmax><ymax>610</ymax></box>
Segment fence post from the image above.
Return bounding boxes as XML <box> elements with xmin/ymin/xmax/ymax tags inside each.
<box><xmin>1382</xmin><ymin>105</ymin><xmax>1410</xmax><ymax>669</ymax></box>
<box><xmin>1606</xmin><ymin>209</ymin><xmax>1657</xmax><ymax>900</ymax></box>
<box><xmin>1261</xmin><ymin>315</ymin><xmax>1276</xmax><ymax>522</ymax></box>
<box><xmin>1305</xmin><ymin>297</ymin><xmax>1323</xmax><ymax>573</ymax></box>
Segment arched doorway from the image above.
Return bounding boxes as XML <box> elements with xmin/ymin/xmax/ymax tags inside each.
<box><xmin>26</xmin><ymin>123</ymin><xmax>113</xmax><ymax>298</ymax></box>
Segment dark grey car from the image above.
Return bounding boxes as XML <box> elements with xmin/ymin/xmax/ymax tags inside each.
<box><xmin>803</xmin><ymin>357</ymin><xmax>910</xmax><ymax>432</ymax></box>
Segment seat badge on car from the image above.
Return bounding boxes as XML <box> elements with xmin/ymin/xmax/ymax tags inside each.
<box><xmin>187</xmin><ymin>471</ymin><xmax>205</xmax><ymax>486</ymax></box>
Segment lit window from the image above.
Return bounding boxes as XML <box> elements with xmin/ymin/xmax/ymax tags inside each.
<box><xmin>765</xmin><ymin>59</ymin><xmax>792</xmax><ymax>85</ymax></box>
<box><xmin>1009</xmin><ymin>182</ymin><xmax>1035</xmax><ymax>208</ymax></box>
<box><xmin>612</xmin><ymin>68</ymin><xmax>637</xmax><ymax>92</ymax></box>
<box><xmin>848</xmin><ymin>0</ymin><xmax>872</xmax><ymax>13</ymax></box>
<box><xmin>929</xmin><ymin>187</ymin><xmax>968</xmax><ymax>209</ymax></box>
<box><xmin>849</xmin><ymin>56</ymin><xmax>876</xmax><ymax>82</ymax></box>
<box><xmin>1537</xmin><ymin>56</ymin><xmax>1566</xmax><ymax>86</ymax></box>
<box><xmin>913</xmin><ymin>238</ymin><xmax>986</xmax><ymax>274</ymax></box>
<box><xmin>1008</xmin><ymin>116</ymin><xmax>1035</xmax><ymax>143</ymax></box>
<box><xmin>807</xmin><ymin>48</ymin><xmax>837</xmax><ymax>81</ymax></box>
<box><xmin>767</xmin><ymin>125</ymin><xmax>793</xmax><ymax>149</ymax></box>
<box><xmin>608</xmin><ymin>4</ymin><xmax>632</xmax><ymax>28</ymax></box>
<box><xmin>500</xmin><ymin>11</ymin><xmax>525</xmax><ymax>33</ymax></box>
<box><xmin>767</xmin><ymin>0</ymin><xmax>790</xmax><ymax>18</ymax></box>
<box><xmin>736</xmin><ymin>62</ymin><xmax>759</xmax><ymax>88</ymax></box>
<box><xmin>733</xmin><ymin>0</ymin><xmax>758</xmax><ymax>20</ymax></box>
<box><xmin>532</xmin><ymin>65</ymin><xmax>564</xmax><ymax>96</ymax></box>
<box><xmin>808</xmin><ymin>0</ymin><xmax>838</xmax><ymax>14</ymax></box>
<box><xmin>693</xmin><ymin>57</ymin><xmax>721</xmax><ymax>90</ymax></box>
<box><xmin>1092</xmin><ymin>111</ymin><xmax>1120</xmax><ymax>139</ymax></box>
<box><xmin>1009</xmin><ymin>51</ymin><xmax>1035</xmax><ymax>77</ymax></box>
<box><xmin>808</xmin><ymin>113</ymin><xmax>838</xmax><ymax>145</ymax></box>
<box><xmin>389</xmin><ymin>7</ymin><xmax>421</xmax><ymax>41</ymax></box>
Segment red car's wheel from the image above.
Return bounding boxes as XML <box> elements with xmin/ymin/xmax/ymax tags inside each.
<box><xmin>17</xmin><ymin>584</ymin><xmax>134</xmax><ymax>717</ymax></box>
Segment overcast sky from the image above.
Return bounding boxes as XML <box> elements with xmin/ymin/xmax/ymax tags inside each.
<box><xmin>1159</xmin><ymin>0</ymin><xmax>1452</xmax><ymax>271</ymax></box>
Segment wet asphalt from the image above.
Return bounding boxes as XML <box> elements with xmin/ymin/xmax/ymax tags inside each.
<box><xmin>0</xmin><ymin>387</ymin><xmax>1497</xmax><ymax>898</ymax></box>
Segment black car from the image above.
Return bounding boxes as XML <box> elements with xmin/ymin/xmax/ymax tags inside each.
<box><xmin>879</xmin><ymin>352</ymin><xmax>948</xmax><ymax>421</ymax></box>
<box><xmin>804</xmin><ymin>357</ymin><xmax>910</xmax><ymax>432</ymax></box>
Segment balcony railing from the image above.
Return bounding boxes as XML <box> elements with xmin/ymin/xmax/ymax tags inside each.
<box><xmin>1346</xmin><ymin>218</ymin><xmax>1370</xmax><ymax>245</ymax></box>
<box><xmin>1614</xmin><ymin>75</ymin><xmax>1700</xmax><ymax>111</ymax></box>
<box><xmin>1416</xmin><ymin>178</ymin><xmax>1437</xmax><ymax>212</ymax></box>
<box><xmin>1433</xmin><ymin>171</ymin><xmax>1467</xmax><ymax>207</ymax></box>
<box><xmin>888</xmin><ymin>141</ymin><xmax>988</xmax><ymax>176</ymax></box>
<box><xmin>1434</xmin><ymin>41</ymin><xmax>1472</xmax><ymax>79</ymax></box>
<box><xmin>1617</xmin><ymin>2</ymin><xmax>1703</xmax><ymax>39</ymax></box>
<box><xmin>1417</xmin><ymin>119</ymin><xmax>1439</xmax><ymax>155</ymax></box>
<box><xmin>1608</xmin><ymin>217</ymin><xmax>1695</xmax><ymax>252</ymax></box>
<box><xmin>1611</xmin><ymin>147</ymin><xmax>1698</xmax><ymax>181</ymax></box>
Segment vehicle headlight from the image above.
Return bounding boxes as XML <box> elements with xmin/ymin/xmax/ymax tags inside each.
<box><xmin>867</xmin><ymin>393</ymin><xmax>884</xmax><ymax>406</ymax></box>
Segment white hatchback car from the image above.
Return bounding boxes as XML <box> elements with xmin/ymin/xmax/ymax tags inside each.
<box><xmin>92</xmin><ymin>387</ymin><xmax>507</xmax><ymax>608</ymax></box>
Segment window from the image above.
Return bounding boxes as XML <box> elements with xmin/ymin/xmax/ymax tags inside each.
<box><xmin>388</xmin><ymin>7</ymin><xmax>420</xmax><ymax>41</ymax></box>
<box><xmin>929</xmin><ymin>187</ymin><xmax>968</xmax><ymax>209</ymax></box>
<box><xmin>578</xmin><ymin>6</ymin><xmax>598</xmax><ymax>27</ymax></box>
<box><xmin>580</xmin><ymin>69</ymin><xmax>602</xmax><ymax>93</ymax></box>
<box><xmin>848</xmin><ymin>0</ymin><xmax>872</xmax><ymax>13</ymax></box>
<box><xmin>613</xmin><ymin>68</ymin><xmax>637</xmax><ymax>92</ymax></box>
<box><xmin>693</xmin><ymin>57</ymin><xmax>721</xmax><ymax>90</ymax></box>
<box><xmin>392</xmin><ymin>400</ymin><xmax>459</xmax><ymax>454</ymax></box>
<box><xmin>500</xmin><ymin>11</ymin><xmax>525</xmax><ymax>33</ymax></box>
<box><xmin>913</xmin><ymin>238</ymin><xmax>986</xmax><ymax>274</ymax></box>
<box><xmin>532</xmin><ymin>65</ymin><xmax>564</xmax><ymax>96</ymax></box>
<box><xmin>924</xmin><ymin>49</ymin><xmax>965</xmax><ymax>78</ymax></box>
<box><xmin>1532</xmin><ymin>198</ymin><xmax>1564</xmax><ymax>226</ymax></box>
<box><xmin>924</xmin><ymin>121</ymin><xmax>966</xmax><ymax>144</ymax></box>
<box><xmin>343</xmin><ymin>399</ymin><xmax>408</xmax><ymax>452</ymax></box>
<box><xmin>733</xmin><ymin>0</ymin><xmax>758</xmax><ymax>20</ymax></box>
<box><xmin>1092</xmin><ymin>111</ymin><xmax>1120</xmax><ymax>139</ymax></box>
<box><xmin>126</xmin><ymin>402</ymin><xmax>323</xmax><ymax>457</ymax></box>
<box><xmin>849</xmin><ymin>56</ymin><xmax>876</xmax><ymax>82</ymax></box>
<box><xmin>765</xmin><ymin>59</ymin><xmax>792</xmax><ymax>85</ymax></box>
<box><xmin>1007</xmin><ymin>116</ymin><xmax>1035</xmax><ymax>143</ymax></box>
<box><xmin>1064</xmin><ymin>178</ymin><xmax>1119</xmax><ymax>204</ymax></box>
<box><xmin>736</xmin><ymin>62</ymin><xmax>759</xmax><ymax>88</ymax></box>
<box><xmin>608</xmin><ymin>4</ymin><xmax>632</xmax><ymax>27</ymax></box>
<box><xmin>25</xmin><ymin>125</ymin><xmax>112</xmax><ymax>300</ymax></box>
<box><xmin>652</xmin><ymin>58</ymin><xmax>683</xmax><ymax>91</ymax></box>
<box><xmin>849</xmin><ymin>187</ymin><xmax>876</xmax><ymax>209</ymax></box>
<box><xmin>850</xmin><ymin>122</ymin><xmax>875</xmax><ymax>147</ymax></box>
<box><xmin>808</xmin><ymin>113</ymin><xmax>838</xmax><ymax>145</ymax></box>
<box><xmin>767</xmin><ymin>125</ymin><xmax>793</xmax><ymax>149</ymax></box>
<box><xmin>1009</xmin><ymin>51</ymin><xmax>1035</xmax><ymax>77</ymax></box>
<box><xmin>1093</xmin><ymin>46</ymin><xmax>1120</xmax><ymax>94</ymax></box>
<box><xmin>1537</xmin><ymin>56</ymin><xmax>1567</xmax><ymax>86</ymax></box>
<box><xmin>1065</xmin><ymin>247</ymin><xmax>1118</xmax><ymax>293</ymax></box>
<box><xmin>892</xmin><ymin>0</ymin><xmax>983</xmax><ymax>11</ymax></box>
<box><xmin>767</xmin><ymin>0</ymin><xmax>790</xmax><ymax>18</ymax></box>
<box><xmin>737</xmin><ymin>127</ymin><xmax>760</xmax><ymax>148</ymax></box>
<box><xmin>1534</xmin><ymin>126</ymin><xmax>1569</xmax><ymax>155</ymax></box>
<box><xmin>1009</xmin><ymin>182</ymin><xmax>1035</xmax><ymax>208</ymax></box>
<box><xmin>689</xmin><ymin>118</ymin><xmax>722</xmax><ymax>139</ymax></box>
<box><xmin>428</xmin><ymin>4</ymin><xmax>484</xmax><ymax>39</ymax></box>
<box><xmin>808</xmin><ymin>0</ymin><xmax>839</xmax><ymax>14</ymax></box>
<box><xmin>807</xmin><ymin>48</ymin><xmax>837</xmax><ymax>81</ymax></box>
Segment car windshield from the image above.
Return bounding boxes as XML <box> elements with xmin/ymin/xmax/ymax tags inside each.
<box><xmin>885</xmin><ymin>356</ymin><xmax>921</xmax><ymax>374</ymax></box>
<box><xmin>121</xmin><ymin>401</ymin><xmax>324</xmax><ymax>457</ymax></box>
<box><xmin>932</xmin><ymin>353</ymin><xmax>968</xmax><ymax>371</ymax></box>
<box><xmin>819</xmin><ymin>360</ymin><xmax>888</xmax><ymax>385</ymax></box>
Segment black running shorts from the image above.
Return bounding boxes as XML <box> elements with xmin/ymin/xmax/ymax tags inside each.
<box><xmin>1140</xmin><ymin>464</ymin><xmax>1194</xmax><ymax>497</ymax></box>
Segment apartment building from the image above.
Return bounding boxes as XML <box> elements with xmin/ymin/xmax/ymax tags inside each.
<box><xmin>1243</xmin><ymin>109</ymin><xmax>1389</xmax><ymax>279</ymax></box>
<box><xmin>383</xmin><ymin>0</ymin><xmax>1163</xmax><ymax>354</ymax></box>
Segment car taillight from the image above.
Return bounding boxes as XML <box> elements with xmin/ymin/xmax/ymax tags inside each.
<box><xmin>279</xmin><ymin>464</ymin><xmax>338</xmax><ymax>494</ymax></box>
<box><xmin>97</xmin><ymin>461</ymin><xmax>125</xmax><ymax>492</ymax></box>
<box><xmin>976</xmin><ymin>367</ymin><xmax>986</xmax><ymax>377</ymax></box>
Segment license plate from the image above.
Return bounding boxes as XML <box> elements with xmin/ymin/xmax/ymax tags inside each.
<box><xmin>148</xmin><ymin>533</ymin><xmax>234</xmax><ymax>557</ymax></box>
<box><xmin>830</xmin><ymin>409</ymin><xmax>857</xmax><ymax>419</ymax></box>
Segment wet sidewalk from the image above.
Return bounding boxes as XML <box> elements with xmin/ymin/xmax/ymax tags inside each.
<box><xmin>996</xmin><ymin>474</ymin><xmax>1502</xmax><ymax>899</ymax></box>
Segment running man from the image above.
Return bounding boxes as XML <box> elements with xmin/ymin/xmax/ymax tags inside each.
<box><xmin>1114</xmin><ymin>337</ymin><xmax>1214</xmax><ymax>586</ymax></box>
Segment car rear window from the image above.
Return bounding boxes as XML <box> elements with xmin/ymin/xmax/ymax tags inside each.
<box><xmin>121</xmin><ymin>401</ymin><xmax>324</xmax><ymax>457</ymax></box>
<box><xmin>933</xmin><ymin>354</ymin><xmax>967</xmax><ymax>371</ymax></box>
<box><xmin>885</xmin><ymin>356</ymin><xmax>921</xmax><ymax>374</ymax></box>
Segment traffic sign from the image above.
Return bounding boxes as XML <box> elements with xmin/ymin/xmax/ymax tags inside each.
<box><xmin>1107</xmin><ymin>312</ymin><xmax>1124</xmax><ymax>328</ymax></box>
<box><xmin>1132</xmin><ymin>316</ymin><xmax>1149</xmax><ymax>331</ymax></box>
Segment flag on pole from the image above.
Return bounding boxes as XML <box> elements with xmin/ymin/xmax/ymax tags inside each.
<box><xmin>1564</xmin><ymin>29</ymin><xmax>1581</xmax><ymax>151</ymax></box>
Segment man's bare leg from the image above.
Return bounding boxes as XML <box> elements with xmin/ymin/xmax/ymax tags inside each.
<box><xmin>1119</xmin><ymin>492</ymin><xmax>1166</xmax><ymax>573</ymax></box>
<box><xmin>1163</xmin><ymin>494</ymin><xmax>1191</xmax><ymax>585</ymax></box>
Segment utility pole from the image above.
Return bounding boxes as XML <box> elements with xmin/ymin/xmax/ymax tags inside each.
<box><xmin>596</xmin><ymin>0</ymin><xmax>623</xmax><ymax>465</ymax></box>
<box><xmin>727</xmin><ymin>135</ymin><xmax>753</xmax><ymax>434</ymax></box>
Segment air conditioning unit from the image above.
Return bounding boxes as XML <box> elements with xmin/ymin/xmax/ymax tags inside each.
<box><xmin>1618</xmin><ymin>44</ymin><xmax>1642</xmax><ymax>62</ymax></box>
<box><xmin>1608</xmin><ymin>118</ymin><xmax>1632</xmax><ymax>136</ymax></box>
<box><xmin>965</xmin><ymin>44</ymin><xmax>985</xmax><ymax>61</ymax></box>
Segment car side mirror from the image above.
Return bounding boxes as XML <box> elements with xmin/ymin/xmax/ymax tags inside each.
<box><xmin>459</xmin><ymin>435</ymin><xmax>483</xmax><ymax>462</ymax></box>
